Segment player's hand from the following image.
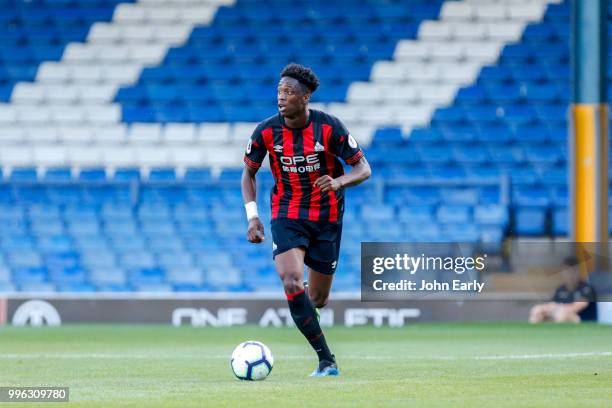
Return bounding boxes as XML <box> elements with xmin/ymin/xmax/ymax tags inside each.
<box><xmin>247</xmin><ymin>217</ymin><xmax>265</xmax><ymax>243</ymax></box>
<box><xmin>314</xmin><ymin>175</ymin><xmax>342</xmax><ymax>192</ymax></box>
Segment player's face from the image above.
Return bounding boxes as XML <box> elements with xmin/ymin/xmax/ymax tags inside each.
<box><xmin>561</xmin><ymin>265</ymin><xmax>581</xmax><ymax>288</ymax></box>
<box><xmin>277</xmin><ymin>77</ymin><xmax>308</xmax><ymax>118</ymax></box>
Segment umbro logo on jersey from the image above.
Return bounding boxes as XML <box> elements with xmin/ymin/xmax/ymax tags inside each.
<box><xmin>273</xmin><ymin>145</ymin><xmax>283</xmax><ymax>153</ymax></box>
<box><xmin>314</xmin><ymin>141</ymin><xmax>325</xmax><ymax>152</ymax></box>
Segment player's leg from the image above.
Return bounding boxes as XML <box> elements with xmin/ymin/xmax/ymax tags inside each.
<box><xmin>271</xmin><ymin>219</ymin><xmax>336</xmax><ymax>374</ymax></box>
<box><xmin>307</xmin><ymin>267</ymin><xmax>333</xmax><ymax>308</ymax></box>
<box><xmin>529</xmin><ymin>304</ymin><xmax>549</xmax><ymax>323</ymax></box>
<box><xmin>552</xmin><ymin>305</ymin><xmax>581</xmax><ymax>323</ymax></box>
<box><xmin>275</xmin><ymin>248</ymin><xmax>336</xmax><ymax>371</ymax></box>
<box><xmin>301</xmin><ymin>221</ymin><xmax>342</xmax><ymax>376</ymax></box>
<box><xmin>304</xmin><ymin>220</ymin><xmax>342</xmax><ymax>309</ymax></box>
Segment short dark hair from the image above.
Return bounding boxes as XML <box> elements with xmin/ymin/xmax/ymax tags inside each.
<box><xmin>280</xmin><ymin>63</ymin><xmax>319</xmax><ymax>93</ymax></box>
<box><xmin>563</xmin><ymin>256</ymin><xmax>580</xmax><ymax>267</ymax></box>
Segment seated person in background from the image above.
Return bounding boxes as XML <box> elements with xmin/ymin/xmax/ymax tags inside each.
<box><xmin>529</xmin><ymin>256</ymin><xmax>597</xmax><ymax>323</ymax></box>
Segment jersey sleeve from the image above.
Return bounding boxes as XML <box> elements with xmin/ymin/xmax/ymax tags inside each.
<box><xmin>578</xmin><ymin>283</ymin><xmax>596</xmax><ymax>302</ymax></box>
<box><xmin>243</xmin><ymin>125</ymin><xmax>267</xmax><ymax>169</ymax></box>
<box><xmin>331</xmin><ymin>118</ymin><xmax>364</xmax><ymax>165</ymax></box>
<box><xmin>551</xmin><ymin>286</ymin><xmax>565</xmax><ymax>303</ymax></box>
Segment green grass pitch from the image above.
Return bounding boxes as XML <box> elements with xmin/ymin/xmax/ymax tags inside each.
<box><xmin>0</xmin><ymin>322</ymin><xmax>611</xmax><ymax>407</ymax></box>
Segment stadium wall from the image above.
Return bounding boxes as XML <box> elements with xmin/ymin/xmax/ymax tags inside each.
<box><xmin>2</xmin><ymin>295</ymin><xmax>533</xmax><ymax>327</ymax></box>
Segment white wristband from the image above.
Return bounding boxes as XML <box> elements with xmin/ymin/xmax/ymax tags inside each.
<box><xmin>245</xmin><ymin>201</ymin><xmax>259</xmax><ymax>221</ymax></box>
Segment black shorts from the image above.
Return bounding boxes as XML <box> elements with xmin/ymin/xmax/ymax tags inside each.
<box><xmin>271</xmin><ymin>218</ymin><xmax>342</xmax><ymax>275</ymax></box>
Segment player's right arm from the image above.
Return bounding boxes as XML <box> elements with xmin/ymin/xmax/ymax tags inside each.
<box><xmin>241</xmin><ymin>125</ymin><xmax>267</xmax><ymax>244</ymax></box>
<box><xmin>242</xmin><ymin>165</ymin><xmax>264</xmax><ymax>243</ymax></box>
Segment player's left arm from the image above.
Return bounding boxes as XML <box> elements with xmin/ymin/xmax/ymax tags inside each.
<box><xmin>314</xmin><ymin>119</ymin><xmax>371</xmax><ymax>193</ymax></box>
<box><xmin>315</xmin><ymin>157</ymin><xmax>371</xmax><ymax>193</ymax></box>
<box><xmin>561</xmin><ymin>301</ymin><xmax>588</xmax><ymax>314</ymax></box>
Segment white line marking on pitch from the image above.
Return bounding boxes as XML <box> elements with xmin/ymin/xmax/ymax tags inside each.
<box><xmin>0</xmin><ymin>351</ymin><xmax>611</xmax><ymax>361</ymax></box>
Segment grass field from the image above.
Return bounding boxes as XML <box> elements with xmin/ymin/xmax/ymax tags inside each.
<box><xmin>0</xmin><ymin>322</ymin><xmax>611</xmax><ymax>407</ymax></box>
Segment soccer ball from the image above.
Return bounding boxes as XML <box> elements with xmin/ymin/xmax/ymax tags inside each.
<box><xmin>230</xmin><ymin>341</ymin><xmax>274</xmax><ymax>381</ymax></box>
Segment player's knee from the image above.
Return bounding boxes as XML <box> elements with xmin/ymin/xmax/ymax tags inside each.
<box><xmin>308</xmin><ymin>290</ymin><xmax>329</xmax><ymax>308</ymax></box>
<box><xmin>554</xmin><ymin>309</ymin><xmax>580</xmax><ymax>323</ymax></box>
<box><xmin>281</xmin><ymin>272</ymin><xmax>303</xmax><ymax>295</ymax></box>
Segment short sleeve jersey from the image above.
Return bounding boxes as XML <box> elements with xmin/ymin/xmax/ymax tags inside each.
<box><xmin>244</xmin><ymin>109</ymin><xmax>364</xmax><ymax>222</ymax></box>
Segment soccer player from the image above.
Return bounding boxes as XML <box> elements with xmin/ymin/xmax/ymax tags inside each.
<box><xmin>241</xmin><ymin>63</ymin><xmax>371</xmax><ymax>377</ymax></box>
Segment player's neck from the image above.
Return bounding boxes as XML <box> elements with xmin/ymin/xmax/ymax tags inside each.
<box><xmin>283</xmin><ymin>108</ymin><xmax>310</xmax><ymax>129</ymax></box>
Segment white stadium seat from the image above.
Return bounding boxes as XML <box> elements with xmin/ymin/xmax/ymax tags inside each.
<box><xmin>63</xmin><ymin>43</ymin><xmax>97</xmax><ymax>62</ymax></box>
<box><xmin>326</xmin><ymin>104</ymin><xmax>362</xmax><ymax>123</ymax></box>
<box><xmin>114</xmin><ymin>4</ymin><xmax>147</xmax><ymax>23</ymax></box>
<box><xmin>146</xmin><ymin>7</ymin><xmax>181</xmax><ymax>23</ymax></box>
<box><xmin>0</xmin><ymin>105</ymin><xmax>16</xmax><ymax>124</ymax></box>
<box><xmin>128</xmin><ymin>45</ymin><xmax>166</xmax><ymax>64</ymax></box>
<box><xmin>16</xmin><ymin>105</ymin><xmax>51</xmax><ymax>124</ymax></box>
<box><xmin>58</xmin><ymin>126</ymin><xmax>95</xmax><ymax>144</ymax></box>
<box><xmin>438</xmin><ymin>63</ymin><xmax>480</xmax><ymax>84</ymax></box>
<box><xmin>36</xmin><ymin>63</ymin><xmax>71</xmax><ymax>83</ymax></box>
<box><xmin>230</xmin><ymin>122</ymin><xmax>259</xmax><ymax>143</ymax></box>
<box><xmin>440</xmin><ymin>2</ymin><xmax>474</xmax><ymax>20</ymax></box>
<box><xmin>347</xmin><ymin>82</ymin><xmax>384</xmax><ymax>104</ymax></box>
<box><xmin>463</xmin><ymin>42</ymin><xmax>504</xmax><ymax>63</ymax></box>
<box><xmin>372</xmin><ymin>61</ymin><xmax>407</xmax><ymax>81</ymax></box>
<box><xmin>382</xmin><ymin>85</ymin><xmax>419</xmax><ymax>103</ymax></box>
<box><xmin>87</xmin><ymin>23</ymin><xmax>122</xmax><ymax>43</ymax></box>
<box><xmin>451</xmin><ymin>23</ymin><xmax>488</xmax><ymax>40</ymax></box>
<box><xmin>0</xmin><ymin>147</ymin><xmax>33</xmax><ymax>166</ymax></box>
<box><xmin>429</xmin><ymin>43</ymin><xmax>464</xmax><ymax>60</ymax></box>
<box><xmin>85</xmin><ymin>105</ymin><xmax>121</xmax><ymax>124</ymax></box>
<box><xmin>70</xmin><ymin>65</ymin><xmax>103</xmax><ymax>82</ymax></box>
<box><xmin>198</xmin><ymin>123</ymin><xmax>231</xmax><ymax>143</ymax></box>
<box><xmin>486</xmin><ymin>22</ymin><xmax>525</xmax><ymax>41</ymax></box>
<box><xmin>153</xmin><ymin>25</ymin><xmax>192</xmax><ymax>44</ymax></box>
<box><xmin>404</xmin><ymin>63</ymin><xmax>439</xmax><ymax>82</ymax></box>
<box><xmin>51</xmin><ymin>105</ymin><xmax>86</xmax><ymax>124</ymax></box>
<box><xmin>12</xmin><ymin>84</ymin><xmax>45</xmax><ymax>103</ymax></box>
<box><xmin>419</xmin><ymin>21</ymin><xmax>453</xmax><ymax>41</ymax></box>
<box><xmin>394</xmin><ymin>105</ymin><xmax>435</xmax><ymax>123</ymax></box>
<box><xmin>135</xmin><ymin>146</ymin><xmax>170</xmax><ymax>167</ymax></box>
<box><xmin>77</xmin><ymin>85</ymin><xmax>118</xmax><ymax>103</ymax></box>
<box><xmin>44</xmin><ymin>85</ymin><xmax>79</xmax><ymax>103</ymax></box>
<box><xmin>177</xmin><ymin>7</ymin><xmax>216</xmax><ymax>24</ymax></box>
<box><xmin>33</xmin><ymin>146</ymin><xmax>67</xmax><ymax>167</ymax></box>
<box><xmin>93</xmin><ymin>45</ymin><xmax>130</xmax><ymax>63</ymax></box>
<box><xmin>102</xmin><ymin>146</ymin><xmax>136</xmax><ymax>167</ymax></box>
<box><xmin>475</xmin><ymin>5</ymin><xmax>509</xmax><ymax>20</ymax></box>
<box><xmin>67</xmin><ymin>146</ymin><xmax>103</xmax><ymax>167</ymax></box>
<box><xmin>94</xmin><ymin>125</ymin><xmax>127</xmax><ymax>144</ymax></box>
<box><xmin>0</xmin><ymin>126</ymin><xmax>25</xmax><ymax>143</ymax></box>
<box><xmin>168</xmin><ymin>147</ymin><xmax>204</xmax><ymax>167</ymax></box>
<box><xmin>128</xmin><ymin>123</ymin><xmax>162</xmax><ymax>144</ymax></box>
<box><xmin>163</xmin><ymin>123</ymin><xmax>196</xmax><ymax>144</ymax></box>
<box><xmin>394</xmin><ymin>41</ymin><xmax>431</xmax><ymax>61</ymax></box>
<box><xmin>101</xmin><ymin>64</ymin><xmax>142</xmax><ymax>84</ymax></box>
<box><xmin>24</xmin><ymin>127</ymin><xmax>60</xmax><ymax>143</ymax></box>
<box><xmin>121</xmin><ymin>26</ymin><xmax>155</xmax><ymax>41</ymax></box>
<box><xmin>204</xmin><ymin>146</ymin><xmax>243</xmax><ymax>168</ymax></box>
<box><xmin>509</xmin><ymin>4</ymin><xmax>546</xmax><ymax>20</ymax></box>
<box><xmin>416</xmin><ymin>85</ymin><xmax>457</xmax><ymax>104</ymax></box>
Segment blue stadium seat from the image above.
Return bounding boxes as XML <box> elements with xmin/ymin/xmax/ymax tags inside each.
<box><xmin>552</xmin><ymin>207</ymin><xmax>568</xmax><ymax>236</ymax></box>
<box><xmin>515</xmin><ymin>207</ymin><xmax>547</xmax><ymax>235</ymax></box>
<box><xmin>437</xmin><ymin>205</ymin><xmax>471</xmax><ymax>224</ymax></box>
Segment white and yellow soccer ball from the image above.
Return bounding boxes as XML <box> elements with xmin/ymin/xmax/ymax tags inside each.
<box><xmin>230</xmin><ymin>341</ymin><xmax>274</xmax><ymax>381</ymax></box>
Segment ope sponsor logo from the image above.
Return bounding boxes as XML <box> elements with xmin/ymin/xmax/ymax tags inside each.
<box><xmin>280</xmin><ymin>154</ymin><xmax>321</xmax><ymax>173</ymax></box>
